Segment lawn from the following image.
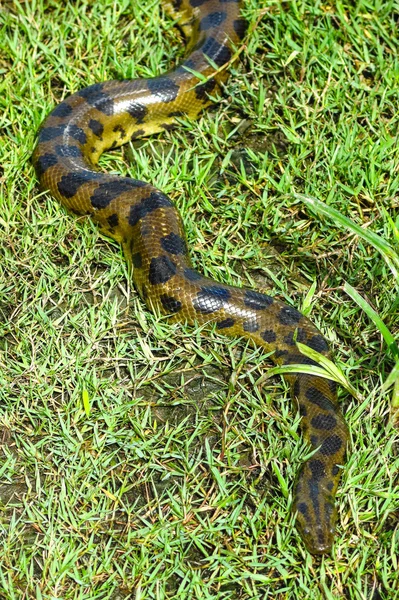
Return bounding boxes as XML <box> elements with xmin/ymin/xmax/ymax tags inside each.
<box><xmin>0</xmin><ymin>0</ymin><xmax>398</xmax><ymax>598</ymax></box>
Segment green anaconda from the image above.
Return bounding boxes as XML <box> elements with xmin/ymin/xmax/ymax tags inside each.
<box><xmin>33</xmin><ymin>0</ymin><xmax>348</xmax><ymax>554</ymax></box>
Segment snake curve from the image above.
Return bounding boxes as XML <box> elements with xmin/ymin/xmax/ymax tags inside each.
<box><xmin>33</xmin><ymin>0</ymin><xmax>348</xmax><ymax>554</ymax></box>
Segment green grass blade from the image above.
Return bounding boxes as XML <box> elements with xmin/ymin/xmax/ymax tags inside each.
<box><xmin>344</xmin><ymin>282</ymin><xmax>398</xmax><ymax>357</ymax></box>
<box><xmin>392</xmin><ymin>376</ymin><xmax>399</xmax><ymax>411</ymax></box>
<box><xmin>82</xmin><ymin>388</ymin><xmax>91</xmax><ymax>417</ymax></box>
<box><xmin>382</xmin><ymin>359</ymin><xmax>399</xmax><ymax>395</ymax></box>
<box><xmin>294</xmin><ymin>193</ymin><xmax>399</xmax><ymax>286</ymax></box>
<box><xmin>265</xmin><ymin>342</ymin><xmax>360</xmax><ymax>400</ymax></box>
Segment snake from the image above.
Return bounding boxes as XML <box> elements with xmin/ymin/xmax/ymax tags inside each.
<box><xmin>33</xmin><ymin>0</ymin><xmax>349</xmax><ymax>555</ymax></box>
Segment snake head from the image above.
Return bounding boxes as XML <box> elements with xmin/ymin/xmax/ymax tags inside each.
<box><xmin>294</xmin><ymin>488</ymin><xmax>337</xmax><ymax>555</ymax></box>
<box><xmin>296</xmin><ymin>515</ymin><xmax>336</xmax><ymax>555</ymax></box>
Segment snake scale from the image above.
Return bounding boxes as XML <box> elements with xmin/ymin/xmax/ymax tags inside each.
<box><xmin>33</xmin><ymin>0</ymin><xmax>348</xmax><ymax>554</ymax></box>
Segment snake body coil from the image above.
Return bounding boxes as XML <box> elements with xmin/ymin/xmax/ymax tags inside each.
<box><xmin>33</xmin><ymin>0</ymin><xmax>348</xmax><ymax>554</ymax></box>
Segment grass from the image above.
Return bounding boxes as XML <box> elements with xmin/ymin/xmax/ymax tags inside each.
<box><xmin>0</xmin><ymin>0</ymin><xmax>399</xmax><ymax>598</ymax></box>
